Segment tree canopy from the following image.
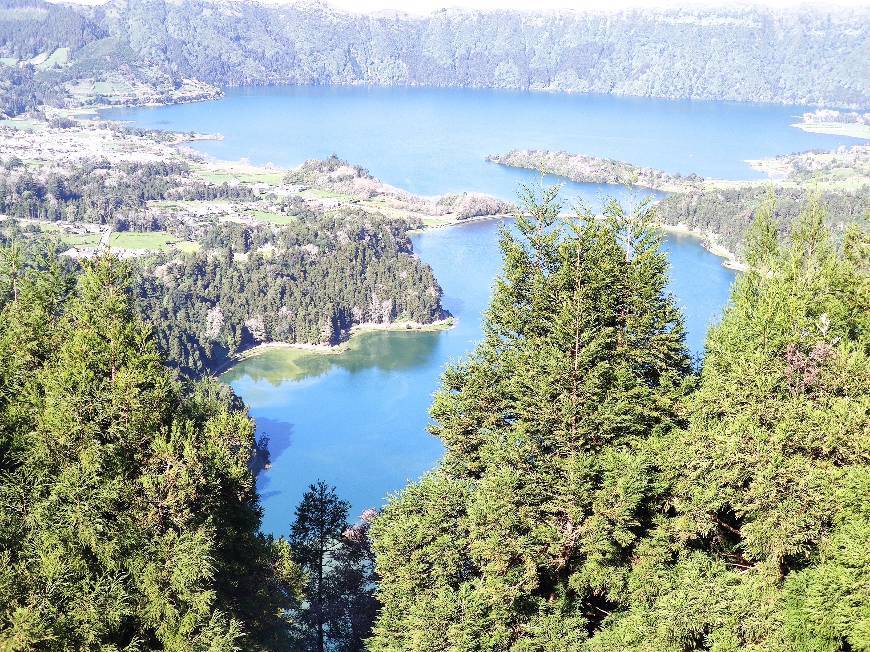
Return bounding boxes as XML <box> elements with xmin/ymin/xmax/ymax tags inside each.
<box><xmin>0</xmin><ymin>252</ymin><xmax>298</xmax><ymax>650</ymax></box>
<box><xmin>368</xmin><ymin>191</ymin><xmax>870</xmax><ymax>651</ymax></box>
<box><xmin>288</xmin><ymin>481</ymin><xmax>378</xmax><ymax>652</ymax></box>
<box><xmin>0</xmin><ymin>188</ymin><xmax>866</xmax><ymax>651</ymax></box>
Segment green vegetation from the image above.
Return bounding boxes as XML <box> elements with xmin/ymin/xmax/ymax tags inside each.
<box><xmin>139</xmin><ymin>215</ymin><xmax>447</xmax><ymax>376</ymax></box>
<box><xmin>0</xmin><ymin>155</ymin><xmax>450</xmax><ymax>379</ymax></box>
<box><xmin>0</xmin><ymin>159</ymin><xmax>256</xmax><ymax>229</ymax></box>
<box><xmin>250</xmin><ymin>209</ymin><xmax>297</xmax><ymax>225</ymax></box>
<box><xmin>34</xmin><ymin>47</ymin><xmax>69</xmax><ymax>70</ymax></box>
<box><xmin>418</xmin><ymin>215</ymin><xmax>458</xmax><ymax>228</ymax></box>
<box><xmin>195</xmin><ymin>169</ymin><xmax>287</xmax><ymax>186</ymax></box>
<box><xmin>174</xmin><ymin>240</ymin><xmax>201</xmax><ymax>254</ymax></box>
<box><xmin>1</xmin><ymin>185</ymin><xmax>867</xmax><ymax>649</ymax></box>
<box><xmin>369</xmin><ymin>189</ymin><xmax>869</xmax><ymax>651</ymax></box>
<box><xmin>487</xmin><ymin>149</ymin><xmax>704</xmax><ymax>192</ymax></box>
<box><xmin>109</xmin><ymin>230</ymin><xmax>179</xmax><ymax>250</ymax></box>
<box><xmin>3</xmin><ymin>0</ymin><xmax>867</xmax><ymax>115</ymax></box>
<box><xmin>287</xmin><ymin>482</ymin><xmax>378</xmax><ymax>652</ymax></box>
<box><xmin>60</xmin><ymin>232</ymin><xmax>100</xmax><ymax>246</ymax></box>
<box><xmin>0</xmin><ymin>159</ymin><xmax>191</xmax><ymax>226</ymax></box>
<box><xmin>487</xmin><ymin>146</ymin><xmax>869</xmax><ymax>265</ymax></box>
<box><xmin>656</xmin><ymin>186</ymin><xmax>869</xmax><ymax>260</ymax></box>
<box><xmin>0</xmin><ymin>252</ymin><xmax>298</xmax><ymax>650</ymax></box>
<box><xmin>0</xmin><ymin>118</ymin><xmax>40</xmax><ymax>130</ymax></box>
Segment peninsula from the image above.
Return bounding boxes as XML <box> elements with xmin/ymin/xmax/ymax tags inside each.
<box><xmin>487</xmin><ymin>145</ymin><xmax>869</xmax><ymax>269</ymax></box>
<box><xmin>792</xmin><ymin>109</ymin><xmax>870</xmax><ymax>139</ymax></box>
<box><xmin>486</xmin><ymin>149</ymin><xmax>707</xmax><ymax>193</ymax></box>
<box><xmin>0</xmin><ymin>112</ymin><xmax>517</xmax><ymax>376</ymax></box>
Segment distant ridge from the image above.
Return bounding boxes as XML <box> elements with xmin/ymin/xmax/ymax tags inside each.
<box><xmin>4</xmin><ymin>0</ymin><xmax>869</xmax><ymax>110</ymax></box>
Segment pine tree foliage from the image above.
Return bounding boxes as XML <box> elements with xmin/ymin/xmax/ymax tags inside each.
<box><xmin>289</xmin><ymin>481</ymin><xmax>379</xmax><ymax>652</ymax></box>
<box><xmin>369</xmin><ymin>188</ymin><xmax>693</xmax><ymax>650</ymax></box>
<box><xmin>612</xmin><ymin>196</ymin><xmax>869</xmax><ymax>652</ymax></box>
<box><xmin>0</xmin><ymin>253</ymin><xmax>298</xmax><ymax>650</ymax></box>
<box><xmin>1</xmin><ymin>188</ymin><xmax>866</xmax><ymax>650</ymax></box>
<box><xmin>369</xmin><ymin>191</ymin><xmax>869</xmax><ymax>651</ymax></box>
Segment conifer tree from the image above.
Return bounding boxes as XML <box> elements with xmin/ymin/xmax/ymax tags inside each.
<box><xmin>0</xmin><ymin>254</ymin><xmax>298</xmax><ymax>650</ymax></box>
<box><xmin>590</xmin><ymin>198</ymin><xmax>870</xmax><ymax>651</ymax></box>
<box><xmin>289</xmin><ymin>481</ymin><xmax>379</xmax><ymax>652</ymax></box>
<box><xmin>369</xmin><ymin>188</ymin><xmax>692</xmax><ymax>650</ymax></box>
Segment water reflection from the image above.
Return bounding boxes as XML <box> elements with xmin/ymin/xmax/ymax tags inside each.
<box><xmin>253</xmin><ymin>417</ymin><xmax>295</xmax><ymax>500</ymax></box>
<box><xmin>223</xmin><ymin>329</ymin><xmax>443</xmax><ymax>387</ymax></box>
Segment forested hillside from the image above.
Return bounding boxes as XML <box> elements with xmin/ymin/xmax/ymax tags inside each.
<box><xmin>1</xmin><ymin>0</ymin><xmax>868</xmax><ymax>114</ymax></box>
<box><xmin>0</xmin><ymin>249</ymin><xmax>386</xmax><ymax>650</ymax></box>
<box><xmin>370</xmin><ymin>190</ymin><xmax>870</xmax><ymax>651</ymax></box>
<box><xmin>656</xmin><ymin>185</ymin><xmax>870</xmax><ymax>260</ymax></box>
<box><xmin>0</xmin><ymin>213</ymin><xmax>446</xmax><ymax>377</ymax></box>
<box><xmin>92</xmin><ymin>0</ymin><xmax>870</xmax><ymax>107</ymax></box>
<box><xmin>0</xmin><ymin>145</ymin><xmax>449</xmax><ymax>377</ymax></box>
<box><xmin>1</xmin><ymin>189</ymin><xmax>867</xmax><ymax>649</ymax></box>
<box><xmin>139</xmin><ymin>216</ymin><xmax>446</xmax><ymax>377</ymax></box>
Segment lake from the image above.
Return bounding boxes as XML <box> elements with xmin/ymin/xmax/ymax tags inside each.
<box><xmin>105</xmin><ymin>87</ymin><xmax>860</xmax><ymax>535</ymax></box>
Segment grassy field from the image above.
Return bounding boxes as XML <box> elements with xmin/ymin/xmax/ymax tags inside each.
<box><xmin>195</xmin><ymin>168</ymin><xmax>286</xmax><ymax>185</ymax></box>
<box><xmin>0</xmin><ymin>119</ymin><xmax>41</xmax><ymax>131</ymax></box>
<box><xmin>249</xmin><ymin>210</ymin><xmax>297</xmax><ymax>225</ymax></box>
<box><xmin>792</xmin><ymin>167</ymin><xmax>870</xmax><ymax>191</ymax></box>
<box><xmin>174</xmin><ymin>241</ymin><xmax>201</xmax><ymax>254</ymax></box>
<box><xmin>112</xmin><ymin>232</ymin><xmax>204</xmax><ymax>252</ymax></box>
<box><xmin>358</xmin><ymin>198</ymin><xmax>408</xmax><ymax>219</ymax></box>
<box><xmin>92</xmin><ymin>80</ymin><xmax>133</xmax><ymax>96</ymax></box>
<box><xmin>34</xmin><ymin>47</ymin><xmax>69</xmax><ymax>70</ymax></box>
<box><xmin>302</xmin><ymin>188</ymin><xmax>355</xmax><ymax>200</ymax></box>
<box><xmin>793</xmin><ymin>122</ymin><xmax>870</xmax><ymax>139</ymax></box>
<box><xmin>57</xmin><ymin>230</ymin><xmax>199</xmax><ymax>252</ymax></box>
<box><xmin>61</xmin><ymin>233</ymin><xmax>101</xmax><ymax>247</ymax></box>
<box><xmin>419</xmin><ymin>215</ymin><xmax>460</xmax><ymax>228</ymax></box>
<box><xmin>110</xmin><ymin>232</ymin><xmax>178</xmax><ymax>250</ymax></box>
<box><xmin>150</xmin><ymin>199</ymin><xmax>234</xmax><ymax>214</ymax></box>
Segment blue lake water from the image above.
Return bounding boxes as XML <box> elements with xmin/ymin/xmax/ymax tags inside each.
<box><xmin>105</xmin><ymin>86</ymin><xmax>862</xmax><ymax>535</ymax></box>
<box><xmin>104</xmin><ymin>86</ymin><xmax>862</xmax><ymax>197</ymax></box>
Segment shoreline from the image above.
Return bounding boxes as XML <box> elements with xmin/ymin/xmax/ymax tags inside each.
<box><xmin>216</xmin><ymin>317</ymin><xmax>456</xmax><ymax>374</ymax></box>
<box><xmin>653</xmin><ymin>221</ymin><xmax>747</xmax><ymax>271</ymax></box>
<box><xmin>427</xmin><ymin>211</ymin><xmax>747</xmax><ymax>272</ymax></box>
<box><xmin>486</xmin><ymin>150</ymin><xmax>708</xmax><ymax>194</ymax></box>
<box><xmin>408</xmin><ymin>212</ymin><xmax>511</xmax><ymax>234</ymax></box>
<box><xmin>55</xmin><ymin>90</ymin><xmax>223</xmax><ymax>120</ymax></box>
<box><xmin>791</xmin><ymin>121</ymin><xmax>870</xmax><ymax>140</ymax></box>
<box><xmin>33</xmin><ymin>99</ymin><xmax>750</xmax><ymax>291</ymax></box>
<box><xmin>41</xmin><ymin>97</ymin><xmax>806</xmax><ymax>276</ymax></box>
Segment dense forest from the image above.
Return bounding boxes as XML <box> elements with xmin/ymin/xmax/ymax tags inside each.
<box><xmin>1</xmin><ymin>0</ymin><xmax>867</xmax><ymax>646</ymax></box>
<box><xmin>656</xmin><ymin>186</ymin><xmax>870</xmax><ymax>259</ymax></box>
<box><xmin>0</xmin><ymin>247</ymin><xmax>379</xmax><ymax>648</ymax></box>
<box><xmin>487</xmin><ymin>149</ymin><xmax>705</xmax><ymax>192</ymax></box>
<box><xmin>0</xmin><ymin>155</ymin><xmax>253</xmax><ymax>230</ymax></box>
<box><xmin>2</xmin><ymin>189</ymin><xmax>865</xmax><ymax>650</ymax></box>
<box><xmin>0</xmin><ymin>214</ymin><xmax>446</xmax><ymax>377</ymax></box>
<box><xmin>0</xmin><ymin>150</ymin><xmax>448</xmax><ymax>376</ymax></box>
<box><xmin>139</xmin><ymin>216</ymin><xmax>446</xmax><ymax>376</ymax></box>
<box><xmin>369</xmin><ymin>190</ymin><xmax>869</xmax><ymax>651</ymax></box>
<box><xmin>1</xmin><ymin>0</ymin><xmax>868</xmax><ymax>115</ymax></box>
<box><xmin>0</xmin><ymin>251</ymin><xmax>298</xmax><ymax>649</ymax></box>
